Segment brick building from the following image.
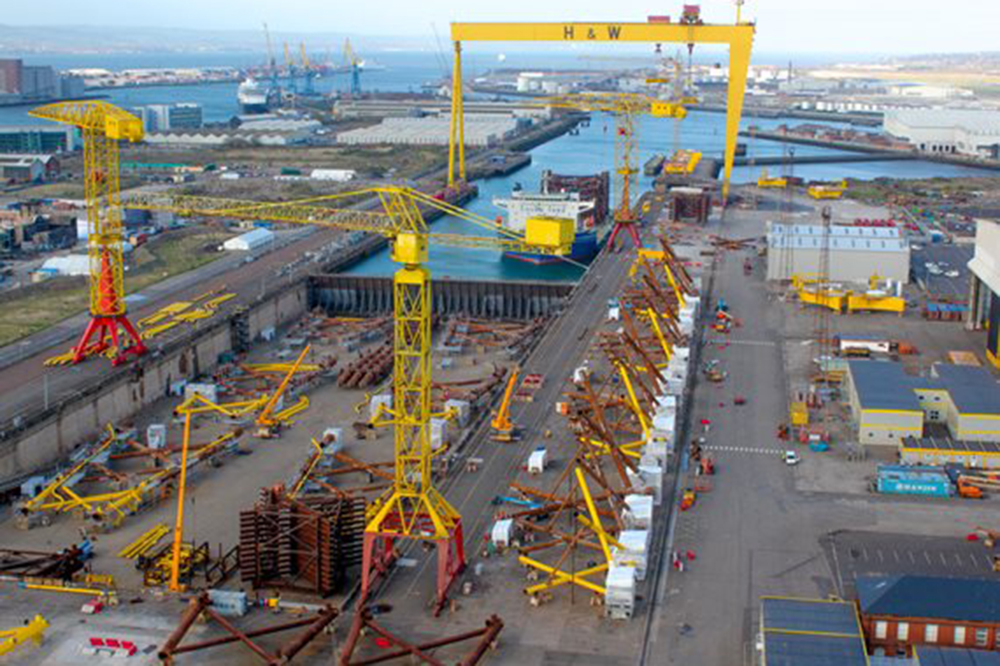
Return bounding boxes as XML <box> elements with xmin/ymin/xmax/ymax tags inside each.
<box><xmin>858</xmin><ymin>575</ymin><xmax>1000</xmax><ymax>656</ymax></box>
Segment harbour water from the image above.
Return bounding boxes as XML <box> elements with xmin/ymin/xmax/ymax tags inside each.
<box><xmin>0</xmin><ymin>51</ymin><xmax>994</xmax><ymax>283</ymax></box>
<box><xmin>343</xmin><ymin>108</ymin><xmax>993</xmax><ymax>282</ymax></box>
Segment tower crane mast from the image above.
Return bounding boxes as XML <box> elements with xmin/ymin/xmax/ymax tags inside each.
<box><xmin>541</xmin><ymin>92</ymin><xmax>687</xmax><ymax>249</ymax></box>
<box><xmin>28</xmin><ymin>101</ymin><xmax>146</xmax><ymax>365</ymax></box>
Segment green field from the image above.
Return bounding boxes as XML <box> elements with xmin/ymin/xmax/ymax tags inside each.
<box><xmin>0</xmin><ymin>227</ymin><xmax>231</xmax><ymax>348</ymax></box>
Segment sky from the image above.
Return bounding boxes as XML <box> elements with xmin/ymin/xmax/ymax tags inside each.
<box><xmin>2</xmin><ymin>0</ymin><xmax>998</xmax><ymax>55</ymax></box>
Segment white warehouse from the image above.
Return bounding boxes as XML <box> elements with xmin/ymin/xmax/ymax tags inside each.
<box><xmin>222</xmin><ymin>227</ymin><xmax>274</xmax><ymax>252</ymax></box>
<box><xmin>766</xmin><ymin>222</ymin><xmax>910</xmax><ymax>284</ymax></box>
<box><xmin>884</xmin><ymin>109</ymin><xmax>1000</xmax><ymax>159</ymax></box>
<box><xmin>336</xmin><ymin>114</ymin><xmax>523</xmax><ymax>147</ymax></box>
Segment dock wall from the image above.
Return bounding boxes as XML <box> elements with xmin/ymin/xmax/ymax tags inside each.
<box><xmin>309</xmin><ymin>275</ymin><xmax>573</xmax><ymax>320</ymax></box>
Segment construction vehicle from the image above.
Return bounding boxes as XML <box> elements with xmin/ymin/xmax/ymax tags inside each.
<box><xmin>957</xmin><ymin>478</ymin><xmax>985</xmax><ymax>499</ymax></box>
<box><xmin>255</xmin><ymin>345</ymin><xmax>311</xmax><ymax>438</ymax></box>
<box><xmin>491</xmin><ymin>367</ymin><xmax>520</xmax><ymax>442</ymax></box>
<box><xmin>757</xmin><ymin>168</ymin><xmax>788</xmax><ymax>189</ymax></box>
<box><xmin>807</xmin><ymin>180</ymin><xmax>847</xmax><ymax>200</ymax></box>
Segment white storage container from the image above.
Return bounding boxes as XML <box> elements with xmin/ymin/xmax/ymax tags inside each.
<box><xmin>491</xmin><ymin>518</ymin><xmax>514</xmax><ymax>548</ymax></box>
<box><xmin>444</xmin><ymin>399</ymin><xmax>471</xmax><ymax>427</ymax></box>
<box><xmin>612</xmin><ymin>530</ymin><xmax>649</xmax><ymax>581</ymax></box>
<box><xmin>369</xmin><ymin>393</ymin><xmax>393</xmax><ymax>421</ymax></box>
<box><xmin>184</xmin><ymin>382</ymin><xmax>218</xmax><ymax>404</ymax></box>
<box><xmin>638</xmin><ymin>464</ymin><xmax>664</xmax><ymax>504</ymax></box>
<box><xmin>322</xmin><ymin>427</ymin><xmax>343</xmax><ymax>444</ymax></box>
<box><xmin>146</xmin><ymin>424</ymin><xmax>167</xmax><ymax>450</ymax></box>
<box><xmin>527</xmin><ymin>448</ymin><xmax>547</xmax><ymax>474</ymax></box>
<box><xmin>623</xmin><ymin>494</ymin><xmax>654</xmax><ymax>529</ymax></box>
<box><xmin>430</xmin><ymin>418</ymin><xmax>448</xmax><ymax>450</ymax></box>
<box><xmin>604</xmin><ymin>564</ymin><xmax>636</xmax><ymax>620</ymax></box>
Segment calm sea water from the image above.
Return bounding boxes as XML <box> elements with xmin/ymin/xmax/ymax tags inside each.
<box><xmin>0</xmin><ymin>51</ymin><xmax>992</xmax><ymax>282</ymax></box>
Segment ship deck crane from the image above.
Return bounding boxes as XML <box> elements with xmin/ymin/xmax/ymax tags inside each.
<box><xmin>118</xmin><ymin>134</ymin><xmax>574</xmax><ymax>611</ymax></box>
<box><xmin>28</xmin><ymin>102</ymin><xmax>146</xmax><ymax>365</ymax></box>
<box><xmin>540</xmin><ymin>92</ymin><xmax>687</xmax><ymax>250</ymax></box>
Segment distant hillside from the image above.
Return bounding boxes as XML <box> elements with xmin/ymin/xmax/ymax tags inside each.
<box><xmin>0</xmin><ymin>24</ymin><xmax>429</xmax><ymax>54</ymax></box>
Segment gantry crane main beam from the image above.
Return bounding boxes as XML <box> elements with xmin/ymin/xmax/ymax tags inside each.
<box><xmin>29</xmin><ymin>101</ymin><xmax>146</xmax><ymax>365</ymax></box>
<box><xmin>448</xmin><ymin>17</ymin><xmax>755</xmax><ymax>200</ymax></box>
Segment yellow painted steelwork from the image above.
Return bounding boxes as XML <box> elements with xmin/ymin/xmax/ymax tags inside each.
<box><xmin>257</xmin><ymin>345</ymin><xmax>310</xmax><ymax>428</ymax></box>
<box><xmin>0</xmin><ymin>615</ymin><xmax>48</xmax><ymax>657</ymax></box>
<box><xmin>757</xmin><ymin>168</ymin><xmax>788</xmax><ymax>189</ymax></box>
<box><xmin>121</xmin><ymin>156</ymin><xmax>570</xmax><ymax>603</ymax></box>
<box><xmin>448</xmin><ymin>19</ymin><xmax>754</xmax><ymax>198</ymax></box>
<box><xmin>519</xmin><ymin>467</ymin><xmax>613</xmax><ymax>596</ymax></box>
<box><xmin>539</xmin><ymin>92</ymin><xmax>686</xmax><ymax>228</ymax></box>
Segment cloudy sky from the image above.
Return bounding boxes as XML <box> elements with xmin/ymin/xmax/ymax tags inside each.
<box><xmin>2</xmin><ymin>0</ymin><xmax>997</xmax><ymax>55</ymax></box>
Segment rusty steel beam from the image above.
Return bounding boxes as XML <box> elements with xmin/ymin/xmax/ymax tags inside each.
<box><xmin>339</xmin><ymin>611</ymin><xmax>503</xmax><ymax>666</ymax></box>
<box><xmin>159</xmin><ymin>592</ymin><xmax>338</xmax><ymax>665</ymax></box>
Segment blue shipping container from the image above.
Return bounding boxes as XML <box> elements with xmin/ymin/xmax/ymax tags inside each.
<box><xmin>877</xmin><ymin>465</ymin><xmax>953</xmax><ymax>498</ymax></box>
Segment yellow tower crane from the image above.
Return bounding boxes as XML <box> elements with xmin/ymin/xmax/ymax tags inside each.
<box><xmin>29</xmin><ymin>101</ymin><xmax>146</xmax><ymax>365</ymax></box>
<box><xmin>121</xmin><ymin>158</ymin><xmax>574</xmax><ymax>612</ymax></box>
<box><xmin>540</xmin><ymin>92</ymin><xmax>687</xmax><ymax>249</ymax></box>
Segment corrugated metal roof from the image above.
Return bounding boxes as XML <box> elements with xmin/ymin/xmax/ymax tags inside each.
<box><xmin>858</xmin><ymin>575</ymin><xmax>1000</xmax><ymax>623</ymax></box>
<box><xmin>917</xmin><ymin>646</ymin><xmax>1000</xmax><ymax>666</ymax></box>
<box><xmin>887</xmin><ymin>109</ymin><xmax>1000</xmax><ymax>135</ymax></box>
<box><xmin>761</xmin><ymin>598</ymin><xmax>867</xmax><ymax>666</ymax></box>
<box><xmin>767</xmin><ymin>223</ymin><xmax>908</xmax><ymax>253</ymax></box>
<box><xmin>848</xmin><ymin>360</ymin><xmax>926</xmax><ymax>411</ymax></box>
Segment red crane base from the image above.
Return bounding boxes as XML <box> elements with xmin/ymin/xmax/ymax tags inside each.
<box><xmin>607</xmin><ymin>220</ymin><xmax>642</xmax><ymax>251</ymax></box>
<box><xmin>73</xmin><ymin>315</ymin><xmax>147</xmax><ymax>366</ymax></box>
<box><xmin>360</xmin><ymin>519</ymin><xmax>465</xmax><ymax>616</ymax></box>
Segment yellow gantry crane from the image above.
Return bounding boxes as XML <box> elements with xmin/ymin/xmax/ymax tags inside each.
<box><xmin>29</xmin><ymin>101</ymin><xmax>146</xmax><ymax>365</ymax></box>
<box><xmin>118</xmin><ymin>142</ymin><xmax>574</xmax><ymax>610</ymax></box>
<box><xmin>448</xmin><ymin>15</ymin><xmax>755</xmax><ymax>201</ymax></box>
<box><xmin>540</xmin><ymin>92</ymin><xmax>686</xmax><ymax>249</ymax></box>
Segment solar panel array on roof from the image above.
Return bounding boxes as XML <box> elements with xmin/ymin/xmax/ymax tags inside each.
<box><xmin>917</xmin><ymin>646</ymin><xmax>1000</xmax><ymax>666</ymax></box>
<box><xmin>931</xmin><ymin>364</ymin><xmax>1000</xmax><ymax>416</ymax></box>
<box><xmin>848</xmin><ymin>360</ymin><xmax>926</xmax><ymax>411</ymax></box>
<box><xmin>858</xmin><ymin>575</ymin><xmax>1000</xmax><ymax>624</ymax></box>
<box><xmin>761</xmin><ymin>598</ymin><xmax>868</xmax><ymax>666</ymax></box>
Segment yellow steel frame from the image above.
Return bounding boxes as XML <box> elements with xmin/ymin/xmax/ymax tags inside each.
<box><xmin>519</xmin><ymin>467</ymin><xmax>613</xmax><ymax>596</ymax></box>
<box><xmin>257</xmin><ymin>345</ymin><xmax>310</xmax><ymax>427</ymax></box>
<box><xmin>448</xmin><ymin>19</ymin><xmax>755</xmax><ymax>198</ymax></box>
<box><xmin>617</xmin><ymin>362</ymin><xmax>650</xmax><ymax>439</ymax></box>
<box><xmin>29</xmin><ymin>102</ymin><xmax>142</xmax><ymax>318</ymax></box>
<box><xmin>126</xmin><ymin>179</ymin><xmax>569</xmax><ymax>550</ymax></box>
<box><xmin>0</xmin><ymin>616</ymin><xmax>48</xmax><ymax>657</ymax></box>
<box><xmin>540</xmin><ymin>93</ymin><xmax>686</xmax><ymax>225</ymax></box>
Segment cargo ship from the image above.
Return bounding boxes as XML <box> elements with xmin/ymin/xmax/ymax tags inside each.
<box><xmin>237</xmin><ymin>77</ymin><xmax>280</xmax><ymax>114</ymax></box>
<box><xmin>493</xmin><ymin>170</ymin><xmax>610</xmax><ymax>265</ymax></box>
